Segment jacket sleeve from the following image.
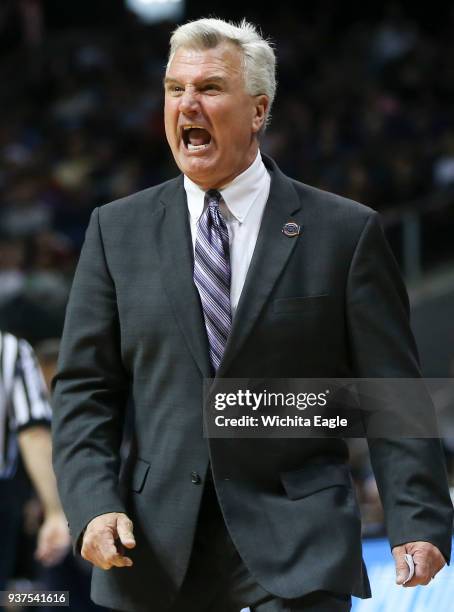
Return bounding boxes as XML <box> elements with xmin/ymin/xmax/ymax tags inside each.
<box><xmin>51</xmin><ymin>207</ymin><xmax>129</xmax><ymax>552</ymax></box>
<box><xmin>346</xmin><ymin>211</ymin><xmax>453</xmax><ymax>563</ymax></box>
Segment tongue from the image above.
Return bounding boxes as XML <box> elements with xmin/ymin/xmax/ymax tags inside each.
<box><xmin>188</xmin><ymin>128</ymin><xmax>210</xmax><ymax>146</ymax></box>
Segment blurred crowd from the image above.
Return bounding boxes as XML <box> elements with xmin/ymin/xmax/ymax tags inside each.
<box><xmin>1</xmin><ymin>1</ymin><xmax>454</xmax><ymax>607</ymax></box>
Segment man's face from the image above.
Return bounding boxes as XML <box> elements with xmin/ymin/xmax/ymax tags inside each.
<box><xmin>164</xmin><ymin>42</ymin><xmax>268</xmax><ymax>190</ymax></box>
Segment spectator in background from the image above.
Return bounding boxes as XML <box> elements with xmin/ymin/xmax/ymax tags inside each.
<box><xmin>0</xmin><ymin>330</ymin><xmax>70</xmax><ymax>596</ymax></box>
<box><xmin>0</xmin><ymin>235</ymin><xmax>26</xmax><ymax>306</ymax></box>
<box><xmin>35</xmin><ymin>338</ymin><xmax>62</xmax><ymax>390</ymax></box>
<box><xmin>32</xmin><ymin>337</ymin><xmax>106</xmax><ymax>612</ymax></box>
<box><xmin>0</xmin><ymin>231</ymin><xmax>73</xmax><ymax>345</ymax></box>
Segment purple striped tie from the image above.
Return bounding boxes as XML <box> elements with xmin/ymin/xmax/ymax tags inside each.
<box><xmin>194</xmin><ymin>189</ymin><xmax>232</xmax><ymax>372</ymax></box>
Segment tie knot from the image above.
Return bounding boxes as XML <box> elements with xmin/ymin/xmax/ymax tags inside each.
<box><xmin>205</xmin><ymin>189</ymin><xmax>222</xmax><ymax>208</ymax></box>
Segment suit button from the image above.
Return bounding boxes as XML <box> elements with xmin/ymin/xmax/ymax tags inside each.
<box><xmin>191</xmin><ymin>471</ymin><xmax>201</xmax><ymax>484</ymax></box>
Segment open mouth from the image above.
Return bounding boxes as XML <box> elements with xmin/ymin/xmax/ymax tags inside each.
<box><xmin>181</xmin><ymin>125</ymin><xmax>212</xmax><ymax>152</ymax></box>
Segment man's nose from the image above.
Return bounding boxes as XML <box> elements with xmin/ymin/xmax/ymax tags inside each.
<box><xmin>178</xmin><ymin>89</ymin><xmax>199</xmax><ymax>114</ymax></box>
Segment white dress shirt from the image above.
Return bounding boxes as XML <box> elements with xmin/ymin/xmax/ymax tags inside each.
<box><xmin>184</xmin><ymin>151</ymin><xmax>271</xmax><ymax>318</ymax></box>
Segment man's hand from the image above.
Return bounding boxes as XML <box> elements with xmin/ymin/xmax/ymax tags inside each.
<box><xmin>35</xmin><ymin>511</ymin><xmax>71</xmax><ymax>567</ymax></box>
<box><xmin>393</xmin><ymin>541</ymin><xmax>446</xmax><ymax>587</ymax></box>
<box><xmin>81</xmin><ymin>512</ymin><xmax>136</xmax><ymax>570</ymax></box>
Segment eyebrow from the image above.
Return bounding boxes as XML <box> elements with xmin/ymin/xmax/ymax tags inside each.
<box><xmin>163</xmin><ymin>75</ymin><xmax>227</xmax><ymax>87</ymax></box>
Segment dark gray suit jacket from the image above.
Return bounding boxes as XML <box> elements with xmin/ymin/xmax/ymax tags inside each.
<box><xmin>52</xmin><ymin>155</ymin><xmax>453</xmax><ymax>612</ymax></box>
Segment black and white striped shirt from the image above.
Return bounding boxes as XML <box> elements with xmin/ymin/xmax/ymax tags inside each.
<box><xmin>0</xmin><ymin>331</ymin><xmax>51</xmax><ymax>479</ymax></box>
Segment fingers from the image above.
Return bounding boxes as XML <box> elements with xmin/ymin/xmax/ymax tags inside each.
<box><xmin>393</xmin><ymin>541</ymin><xmax>446</xmax><ymax>588</ymax></box>
<box><xmin>392</xmin><ymin>545</ymin><xmax>409</xmax><ymax>585</ymax></box>
<box><xmin>36</xmin><ymin>543</ymin><xmax>68</xmax><ymax>567</ymax></box>
<box><xmin>407</xmin><ymin>558</ymin><xmax>431</xmax><ymax>587</ymax></box>
<box><xmin>81</xmin><ymin>512</ymin><xmax>135</xmax><ymax>570</ymax></box>
<box><xmin>35</xmin><ymin>513</ymin><xmax>71</xmax><ymax>567</ymax></box>
<box><xmin>36</xmin><ymin>533</ymin><xmax>68</xmax><ymax>567</ymax></box>
<box><xmin>117</xmin><ymin>514</ymin><xmax>136</xmax><ymax>549</ymax></box>
<box><xmin>97</xmin><ymin>540</ymin><xmax>133</xmax><ymax>570</ymax></box>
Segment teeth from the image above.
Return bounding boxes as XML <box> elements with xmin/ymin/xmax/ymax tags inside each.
<box><xmin>188</xmin><ymin>143</ymin><xmax>210</xmax><ymax>151</ymax></box>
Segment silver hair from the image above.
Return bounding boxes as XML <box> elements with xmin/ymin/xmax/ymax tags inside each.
<box><xmin>166</xmin><ymin>18</ymin><xmax>276</xmax><ymax>130</ymax></box>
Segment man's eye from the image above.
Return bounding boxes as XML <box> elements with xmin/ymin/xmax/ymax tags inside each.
<box><xmin>168</xmin><ymin>86</ymin><xmax>183</xmax><ymax>94</ymax></box>
<box><xmin>203</xmin><ymin>85</ymin><xmax>220</xmax><ymax>92</ymax></box>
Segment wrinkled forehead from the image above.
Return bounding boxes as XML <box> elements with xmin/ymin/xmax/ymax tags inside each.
<box><xmin>166</xmin><ymin>41</ymin><xmax>245</xmax><ymax>80</ymax></box>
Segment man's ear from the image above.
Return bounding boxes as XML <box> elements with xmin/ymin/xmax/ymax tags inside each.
<box><xmin>252</xmin><ymin>95</ymin><xmax>269</xmax><ymax>133</ymax></box>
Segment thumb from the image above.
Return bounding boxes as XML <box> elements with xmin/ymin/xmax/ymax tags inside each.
<box><xmin>393</xmin><ymin>546</ymin><xmax>408</xmax><ymax>584</ymax></box>
<box><xmin>116</xmin><ymin>514</ymin><xmax>136</xmax><ymax>549</ymax></box>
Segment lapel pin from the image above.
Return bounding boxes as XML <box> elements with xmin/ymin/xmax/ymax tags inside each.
<box><xmin>282</xmin><ymin>222</ymin><xmax>301</xmax><ymax>237</ymax></box>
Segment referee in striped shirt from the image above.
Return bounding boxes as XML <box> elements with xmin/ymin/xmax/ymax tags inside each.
<box><xmin>0</xmin><ymin>330</ymin><xmax>70</xmax><ymax>591</ymax></box>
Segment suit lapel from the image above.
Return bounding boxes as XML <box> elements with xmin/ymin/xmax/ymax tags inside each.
<box><xmin>217</xmin><ymin>155</ymin><xmax>303</xmax><ymax>378</ymax></box>
<box><xmin>153</xmin><ymin>156</ymin><xmax>303</xmax><ymax>381</ymax></box>
<box><xmin>154</xmin><ymin>177</ymin><xmax>212</xmax><ymax>378</ymax></box>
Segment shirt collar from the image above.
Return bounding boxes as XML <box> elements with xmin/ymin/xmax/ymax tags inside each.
<box><xmin>184</xmin><ymin>151</ymin><xmax>268</xmax><ymax>224</ymax></box>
